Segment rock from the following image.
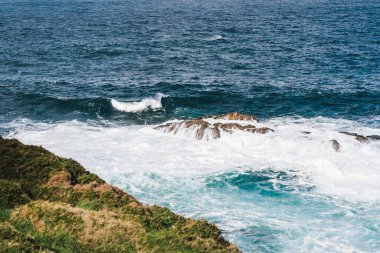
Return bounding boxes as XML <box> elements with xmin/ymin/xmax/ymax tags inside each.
<box><xmin>213</xmin><ymin>123</ymin><xmax>256</xmax><ymax>132</ymax></box>
<box><xmin>155</xmin><ymin>119</ymin><xmax>214</xmax><ymax>140</ymax></box>
<box><xmin>254</xmin><ymin>127</ymin><xmax>275</xmax><ymax>134</ymax></box>
<box><xmin>301</xmin><ymin>131</ymin><xmax>311</xmax><ymax>134</ymax></box>
<box><xmin>340</xmin><ymin>131</ymin><xmax>367</xmax><ymax>143</ymax></box>
<box><xmin>203</xmin><ymin>112</ymin><xmax>259</xmax><ymax>122</ymax></box>
<box><xmin>329</xmin><ymin>139</ymin><xmax>341</xmax><ymax>152</ymax></box>
<box><xmin>367</xmin><ymin>135</ymin><xmax>380</xmax><ymax>141</ymax></box>
<box><xmin>356</xmin><ymin>135</ymin><xmax>369</xmax><ymax>143</ymax></box>
<box><xmin>340</xmin><ymin>131</ymin><xmax>356</xmax><ymax>137</ymax></box>
<box><xmin>184</xmin><ymin>119</ymin><xmax>211</xmax><ymax>140</ymax></box>
<box><xmin>340</xmin><ymin>131</ymin><xmax>380</xmax><ymax>143</ymax></box>
<box><xmin>211</xmin><ymin>126</ymin><xmax>221</xmax><ymax>139</ymax></box>
<box><xmin>155</xmin><ymin>113</ymin><xmax>273</xmax><ymax>140</ymax></box>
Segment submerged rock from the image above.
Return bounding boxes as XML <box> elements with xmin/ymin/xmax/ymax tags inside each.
<box><xmin>340</xmin><ymin>131</ymin><xmax>380</xmax><ymax>143</ymax></box>
<box><xmin>329</xmin><ymin>139</ymin><xmax>341</xmax><ymax>152</ymax></box>
<box><xmin>155</xmin><ymin>113</ymin><xmax>273</xmax><ymax>140</ymax></box>
<box><xmin>0</xmin><ymin>136</ymin><xmax>240</xmax><ymax>252</ymax></box>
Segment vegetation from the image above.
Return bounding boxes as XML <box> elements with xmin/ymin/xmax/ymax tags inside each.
<box><xmin>0</xmin><ymin>136</ymin><xmax>239</xmax><ymax>252</ymax></box>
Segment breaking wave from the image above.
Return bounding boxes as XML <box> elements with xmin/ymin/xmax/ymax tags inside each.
<box><xmin>208</xmin><ymin>34</ymin><xmax>223</xmax><ymax>41</ymax></box>
<box><xmin>111</xmin><ymin>93</ymin><xmax>167</xmax><ymax>113</ymax></box>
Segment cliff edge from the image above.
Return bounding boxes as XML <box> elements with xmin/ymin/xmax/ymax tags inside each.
<box><xmin>0</xmin><ymin>136</ymin><xmax>239</xmax><ymax>253</ymax></box>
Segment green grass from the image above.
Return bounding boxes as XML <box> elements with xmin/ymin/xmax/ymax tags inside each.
<box><xmin>0</xmin><ymin>136</ymin><xmax>240</xmax><ymax>252</ymax></box>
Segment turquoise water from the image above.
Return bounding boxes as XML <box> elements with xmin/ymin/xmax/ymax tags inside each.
<box><xmin>1</xmin><ymin>0</ymin><xmax>380</xmax><ymax>252</ymax></box>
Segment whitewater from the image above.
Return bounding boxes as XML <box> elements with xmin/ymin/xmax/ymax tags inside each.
<box><xmin>111</xmin><ymin>93</ymin><xmax>166</xmax><ymax>113</ymax></box>
<box><xmin>4</xmin><ymin>114</ymin><xmax>380</xmax><ymax>252</ymax></box>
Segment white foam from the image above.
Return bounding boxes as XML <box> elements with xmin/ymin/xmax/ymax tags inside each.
<box><xmin>4</xmin><ymin>116</ymin><xmax>380</xmax><ymax>202</ymax></box>
<box><xmin>208</xmin><ymin>34</ymin><xmax>223</xmax><ymax>41</ymax></box>
<box><xmin>4</xmin><ymin>116</ymin><xmax>380</xmax><ymax>251</ymax></box>
<box><xmin>111</xmin><ymin>93</ymin><xmax>166</xmax><ymax>113</ymax></box>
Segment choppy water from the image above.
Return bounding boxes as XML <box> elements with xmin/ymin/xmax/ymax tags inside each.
<box><xmin>1</xmin><ymin>0</ymin><xmax>380</xmax><ymax>252</ymax></box>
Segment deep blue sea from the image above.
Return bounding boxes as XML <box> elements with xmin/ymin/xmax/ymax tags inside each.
<box><xmin>1</xmin><ymin>0</ymin><xmax>380</xmax><ymax>252</ymax></box>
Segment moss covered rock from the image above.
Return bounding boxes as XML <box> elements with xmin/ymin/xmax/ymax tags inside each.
<box><xmin>0</xmin><ymin>136</ymin><xmax>240</xmax><ymax>253</ymax></box>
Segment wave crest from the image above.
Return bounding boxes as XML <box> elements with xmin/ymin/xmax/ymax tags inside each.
<box><xmin>208</xmin><ymin>34</ymin><xmax>223</xmax><ymax>41</ymax></box>
<box><xmin>111</xmin><ymin>93</ymin><xmax>167</xmax><ymax>113</ymax></box>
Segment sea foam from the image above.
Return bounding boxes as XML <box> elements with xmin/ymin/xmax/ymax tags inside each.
<box><xmin>5</xmin><ymin>116</ymin><xmax>380</xmax><ymax>202</ymax></box>
<box><xmin>4</xmin><ymin>117</ymin><xmax>380</xmax><ymax>252</ymax></box>
<box><xmin>208</xmin><ymin>35</ymin><xmax>223</xmax><ymax>41</ymax></box>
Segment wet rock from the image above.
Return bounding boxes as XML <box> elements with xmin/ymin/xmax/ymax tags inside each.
<box><xmin>367</xmin><ymin>135</ymin><xmax>380</xmax><ymax>141</ymax></box>
<box><xmin>253</xmin><ymin>127</ymin><xmax>275</xmax><ymax>134</ymax></box>
<box><xmin>154</xmin><ymin>113</ymin><xmax>273</xmax><ymax>140</ymax></box>
<box><xmin>329</xmin><ymin>139</ymin><xmax>341</xmax><ymax>152</ymax></box>
<box><xmin>356</xmin><ymin>135</ymin><xmax>369</xmax><ymax>143</ymax></box>
<box><xmin>340</xmin><ymin>131</ymin><xmax>356</xmax><ymax>137</ymax></box>
<box><xmin>184</xmin><ymin>119</ymin><xmax>210</xmax><ymax>140</ymax></box>
<box><xmin>340</xmin><ymin>131</ymin><xmax>368</xmax><ymax>143</ymax></box>
<box><xmin>301</xmin><ymin>131</ymin><xmax>311</xmax><ymax>134</ymax></box>
<box><xmin>213</xmin><ymin>123</ymin><xmax>256</xmax><ymax>131</ymax></box>
<box><xmin>154</xmin><ymin>121</ymin><xmax>181</xmax><ymax>133</ymax></box>
<box><xmin>340</xmin><ymin>131</ymin><xmax>380</xmax><ymax>143</ymax></box>
<box><xmin>155</xmin><ymin>119</ymin><xmax>213</xmax><ymax>140</ymax></box>
<box><xmin>211</xmin><ymin>126</ymin><xmax>221</xmax><ymax>139</ymax></box>
<box><xmin>203</xmin><ymin>112</ymin><xmax>259</xmax><ymax>122</ymax></box>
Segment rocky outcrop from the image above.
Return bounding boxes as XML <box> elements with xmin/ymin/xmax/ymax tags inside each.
<box><xmin>329</xmin><ymin>139</ymin><xmax>341</xmax><ymax>152</ymax></box>
<box><xmin>202</xmin><ymin>112</ymin><xmax>259</xmax><ymax>122</ymax></box>
<box><xmin>155</xmin><ymin>113</ymin><xmax>273</xmax><ymax>140</ymax></box>
<box><xmin>340</xmin><ymin>131</ymin><xmax>380</xmax><ymax>143</ymax></box>
<box><xmin>155</xmin><ymin>113</ymin><xmax>379</xmax><ymax>148</ymax></box>
<box><xmin>0</xmin><ymin>136</ymin><xmax>240</xmax><ymax>253</ymax></box>
<box><xmin>155</xmin><ymin>119</ymin><xmax>221</xmax><ymax>140</ymax></box>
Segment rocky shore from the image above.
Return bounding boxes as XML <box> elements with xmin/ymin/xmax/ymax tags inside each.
<box><xmin>0</xmin><ymin>136</ymin><xmax>239</xmax><ymax>252</ymax></box>
<box><xmin>155</xmin><ymin>112</ymin><xmax>274</xmax><ymax>140</ymax></box>
<box><xmin>154</xmin><ymin>113</ymin><xmax>380</xmax><ymax>151</ymax></box>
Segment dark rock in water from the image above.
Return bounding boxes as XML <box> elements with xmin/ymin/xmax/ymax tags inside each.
<box><xmin>367</xmin><ymin>135</ymin><xmax>380</xmax><ymax>141</ymax></box>
<box><xmin>254</xmin><ymin>127</ymin><xmax>275</xmax><ymax>134</ymax></box>
<box><xmin>183</xmin><ymin>119</ymin><xmax>210</xmax><ymax>140</ymax></box>
<box><xmin>340</xmin><ymin>131</ymin><xmax>368</xmax><ymax>143</ymax></box>
<box><xmin>329</xmin><ymin>139</ymin><xmax>341</xmax><ymax>152</ymax></box>
<box><xmin>211</xmin><ymin>125</ymin><xmax>221</xmax><ymax>139</ymax></box>
<box><xmin>203</xmin><ymin>112</ymin><xmax>259</xmax><ymax>122</ymax></box>
<box><xmin>155</xmin><ymin>119</ymin><xmax>212</xmax><ymax>140</ymax></box>
<box><xmin>155</xmin><ymin>113</ymin><xmax>273</xmax><ymax>140</ymax></box>
<box><xmin>340</xmin><ymin>131</ymin><xmax>380</xmax><ymax>143</ymax></box>
<box><xmin>213</xmin><ymin>123</ymin><xmax>274</xmax><ymax>134</ymax></box>
<box><xmin>301</xmin><ymin>131</ymin><xmax>311</xmax><ymax>134</ymax></box>
<box><xmin>340</xmin><ymin>131</ymin><xmax>356</xmax><ymax>137</ymax></box>
<box><xmin>213</xmin><ymin>123</ymin><xmax>255</xmax><ymax>132</ymax></box>
<box><xmin>356</xmin><ymin>135</ymin><xmax>369</xmax><ymax>143</ymax></box>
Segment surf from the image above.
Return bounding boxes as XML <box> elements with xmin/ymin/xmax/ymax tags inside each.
<box><xmin>111</xmin><ymin>93</ymin><xmax>167</xmax><ymax>113</ymax></box>
<box><xmin>3</xmin><ymin>114</ymin><xmax>380</xmax><ymax>252</ymax></box>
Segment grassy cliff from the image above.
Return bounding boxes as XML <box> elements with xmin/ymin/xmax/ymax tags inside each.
<box><xmin>0</xmin><ymin>136</ymin><xmax>239</xmax><ymax>253</ymax></box>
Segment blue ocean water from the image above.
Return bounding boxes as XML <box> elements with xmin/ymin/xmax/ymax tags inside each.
<box><xmin>1</xmin><ymin>0</ymin><xmax>380</xmax><ymax>252</ymax></box>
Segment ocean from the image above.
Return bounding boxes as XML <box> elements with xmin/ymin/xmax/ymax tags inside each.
<box><xmin>1</xmin><ymin>0</ymin><xmax>380</xmax><ymax>252</ymax></box>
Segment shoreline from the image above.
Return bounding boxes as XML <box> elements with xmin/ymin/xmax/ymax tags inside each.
<box><xmin>0</xmin><ymin>135</ymin><xmax>239</xmax><ymax>252</ymax></box>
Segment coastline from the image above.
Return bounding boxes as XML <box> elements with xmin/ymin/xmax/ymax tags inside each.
<box><xmin>0</xmin><ymin>135</ymin><xmax>239</xmax><ymax>252</ymax></box>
